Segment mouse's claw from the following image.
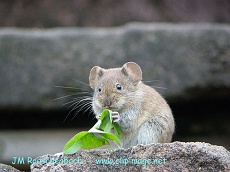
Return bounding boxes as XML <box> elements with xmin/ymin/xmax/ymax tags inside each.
<box><xmin>112</xmin><ymin>111</ymin><xmax>120</xmax><ymax>122</ymax></box>
<box><xmin>96</xmin><ymin>114</ymin><xmax>101</xmax><ymax>120</ymax></box>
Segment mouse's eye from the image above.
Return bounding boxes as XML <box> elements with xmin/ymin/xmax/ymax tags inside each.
<box><xmin>116</xmin><ymin>84</ymin><xmax>122</xmax><ymax>90</ymax></box>
<box><xmin>98</xmin><ymin>86</ymin><xmax>102</xmax><ymax>92</ymax></box>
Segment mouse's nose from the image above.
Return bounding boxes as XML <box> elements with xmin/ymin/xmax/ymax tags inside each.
<box><xmin>104</xmin><ymin>97</ymin><xmax>112</xmax><ymax>107</ymax></box>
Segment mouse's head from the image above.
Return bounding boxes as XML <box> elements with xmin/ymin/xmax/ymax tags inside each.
<box><xmin>89</xmin><ymin>62</ymin><xmax>142</xmax><ymax>114</ymax></box>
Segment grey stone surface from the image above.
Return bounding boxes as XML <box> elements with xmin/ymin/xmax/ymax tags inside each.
<box><xmin>30</xmin><ymin>142</ymin><xmax>230</xmax><ymax>172</ymax></box>
<box><xmin>0</xmin><ymin>23</ymin><xmax>230</xmax><ymax>109</ymax></box>
<box><xmin>0</xmin><ymin>163</ymin><xmax>20</xmax><ymax>172</ymax></box>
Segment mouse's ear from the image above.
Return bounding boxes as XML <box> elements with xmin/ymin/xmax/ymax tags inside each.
<box><xmin>121</xmin><ymin>62</ymin><xmax>142</xmax><ymax>85</ymax></box>
<box><xmin>89</xmin><ymin>66</ymin><xmax>105</xmax><ymax>89</ymax></box>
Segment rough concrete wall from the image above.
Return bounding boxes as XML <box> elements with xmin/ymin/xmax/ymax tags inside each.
<box><xmin>0</xmin><ymin>23</ymin><xmax>230</xmax><ymax>109</ymax></box>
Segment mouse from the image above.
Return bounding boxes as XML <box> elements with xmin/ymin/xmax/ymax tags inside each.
<box><xmin>89</xmin><ymin>62</ymin><xmax>175</xmax><ymax>148</ymax></box>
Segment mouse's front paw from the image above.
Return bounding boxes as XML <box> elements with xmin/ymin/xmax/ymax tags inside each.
<box><xmin>96</xmin><ymin>114</ymin><xmax>101</xmax><ymax>120</ymax></box>
<box><xmin>112</xmin><ymin>111</ymin><xmax>120</xmax><ymax>122</ymax></box>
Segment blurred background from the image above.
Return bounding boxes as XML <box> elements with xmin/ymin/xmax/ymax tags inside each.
<box><xmin>1</xmin><ymin>0</ymin><xmax>230</xmax><ymax>27</ymax></box>
<box><xmin>0</xmin><ymin>0</ymin><xmax>230</xmax><ymax>171</ymax></box>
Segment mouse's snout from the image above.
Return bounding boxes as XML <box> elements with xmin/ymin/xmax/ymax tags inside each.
<box><xmin>104</xmin><ymin>97</ymin><xmax>112</xmax><ymax>107</ymax></box>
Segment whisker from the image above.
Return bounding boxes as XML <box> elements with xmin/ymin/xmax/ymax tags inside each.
<box><xmin>66</xmin><ymin>97</ymin><xmax>92</xmax><ymax>109</ymax></box>
<box><xmin>63</xmin><ymin>96</ymin><xmax>93</xmax><ymax>122</ymax></box>
<box><xmin>54</xmin><ymin>85</ymin><xmax>82</xmax><ymax>90</ymax></box>
<box><xmin>73</xmin><ymin>96</ymin><xmax>93</xmax><ymax>100</ymax></box>
<box><xmin>79</xmin><ymin>104</ymin><xmax>92</xmax><ymax>119</ymax></box>
<box><xmin>79</xmin><ymin>102</ymin><xmax>92</xmax><ymax>116</ymax></box>
<box><xmin>56</xmin><ymin>82</ymin><xmax>93</xmax><ymax>122</ymax></box>
<box><xmin>86</xmin><ymin>105</ymin><xmax>94</xmax><ymax>117</ymax></box>
<box><xmin>143</xmin><ymin>80</ymin><xmax>160</xmax><ymax>83</ymax></box>
<box><xmin>92</xmin><ymin>114</ymin><xmax>97</xmax><ymax>120</ymax></box>
<box><xmin>63</xmin><ymin>101</ymin><xmax>85</xmax><ymax>122</ymax></box>
<box><xmin>150</xmin><ymin>86</ymin><xmax>167</xmax><ymax>90</ymax></box>
<box><xmin>143</xmin><ymin>80</ymin><xmax>167</xmax><ymax>90</ymax></box>
<box><xmin>61</xmin><ymin>98</ymin><xmax>82</xmax><ymax>107</ymax></box>
<box><xmin>65</xmin><ymin>99</ymin><xmax>80</xmax><ymax>108</ymax></box>
<box><xmin>70</xmin><ymin>98</ymin><xmax>92</xmax><ymax>111</ymax></box>
<box><xmin>73</xmin><ymin>80</ymin><xmax>91</xmax><ymax>89</ymax></box>
<box><xmin>53</xmin><ymin>92</ymin><xmax>91</xmax><ymax>101</ymax></box>
<box><xmin>55</xmin><ymin>85</ymin><xmax>91</xmax><ymax>92</ymax></box>
<box><xmin>71</xmin><ymin>102</ymin><xmax>92</xmax><ymax>120</ymax></box>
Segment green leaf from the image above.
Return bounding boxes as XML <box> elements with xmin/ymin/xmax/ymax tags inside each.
<box><xmin>63</xmin><ymin>131</ymin><xmax>109</xmax><ymax>154</ymax></box>
<box><xmin>100</xmin><ymin>109</ymin><xmax>110</xmax><ymax>120</ymax></box>
<box><xmin>88</xmin><ymin>128</ymin><xmax>121</xmax><ymax>145</ymax></box>
<box><xmin>88</xmin><ymin>127</ymin><xmax>106</xmax><ymax>133</ymax></box>
<box><xmin>63</xmin><ymin>109</ymin><xmax>123</xmax><ymax>154</ymax></box>
<box><xmin>113</xmin><ymin>122</ymin><xmax>123</xmax><ymax>140</ymax></box>
<box><xmin>98</xmin><ymin>109</ymin><xmax>113</xmax><ymax>132</ymax></box>
<box><xmin>99</xmin><ymin>132</ymin><xmax>121</xmax><ymax>145</ymax></box>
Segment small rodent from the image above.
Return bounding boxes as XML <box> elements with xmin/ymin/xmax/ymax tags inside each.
<box><xmin>89</xmin><ymin>62</ymin><xmax>175</xmax><ymax>148</ymax></box>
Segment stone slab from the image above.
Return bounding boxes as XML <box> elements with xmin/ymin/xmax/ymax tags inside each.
<box><xmin>0</xmin><ymin>23</ymin><xmax>230</xmax><ymax>109</ymax></box>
